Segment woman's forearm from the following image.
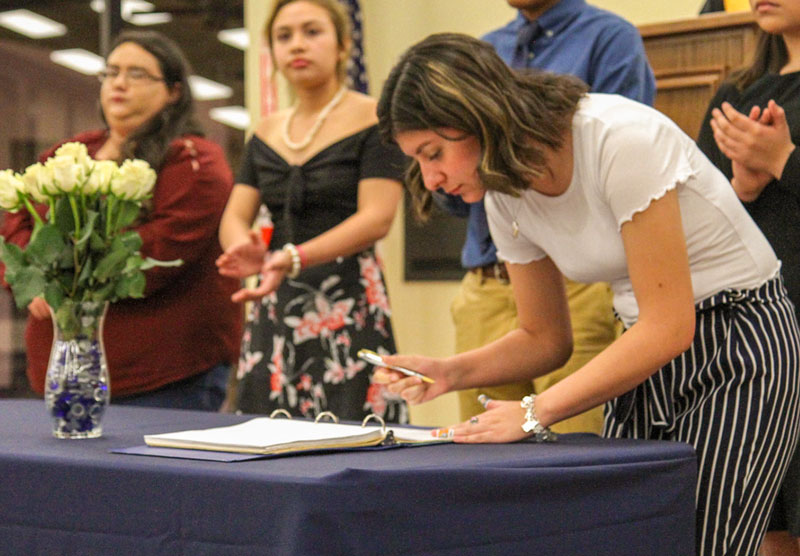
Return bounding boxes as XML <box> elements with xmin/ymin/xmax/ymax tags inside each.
<box><xmin>218</xmin><ymin>211</ymin><xmax>252</xmax><ymax>250</ymax></box>
<box><xmin>535</xmin><ymin>313</ymin><xmax>694</xmax><ymax>428</ymax></box>
<box><xmin>446</xmin><ymin>325</ymin><xmax>573</xmax><ymax>392</ymax></box>
<box><xmin>218</xmin><ymin>185</ymin><xmax>261</xmax><ymax>250</ymax></box>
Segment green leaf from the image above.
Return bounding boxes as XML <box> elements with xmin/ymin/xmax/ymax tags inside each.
<box><xmin>8</xmin><ymin>266</ymin><xmax>46</xmax><ymax>309</ymax></box>
<box><xmin>54</xmin><ymin>299</ymin><xmax>80</xmax><ymax>341</ymax></box>
<box><xmin>26</xmin><ymin>224</ymin><xmax>66</xmax><ymax>267</ymax></box>
<box><xmin>123</xmin><ymin>255</ymin><xmax>144</xmax><ymax>274</ymax></box>
<box><xmin>75</xmin><ymin>210</ymin><xmax>99</xmax><ymax>248</ymax></box>
<box><xmin>76</xmin><ymin>253</ymin><xmax>94</xmax><ymax>289</ymax></box>
<box><xmin>115</xmin><ymin>200</ymin><xmax>141</xmax><ymax>230</ymax></box>
<box><xmin>43</xmin><ymin>281</ymin><xmax>65</xmax><ymax>312</ymax></box>
<box><xmin>114</xmin><ymin>271</ymin><xmax>145</xmax><ymax>299</ymax></box>
<box><xmin>89</xmin><ymin>230</ymin><xmax>105</xmax><ymax>251</ymax></box>
<box><xmin>53</xmin><ymin>197</ymin><xmax>75</xmax><ymax>236</ymax></box>
<box><xmin>89</xmin><ymin>280</ymin><xmax>116</xmax><ymax>302</ymax></box>
<box><xmin>56</xmin><ymin>270</ymin><xmax>73</xmax><ymax>292</ymax></box>
<box><xmin>140</xmin><ymin>257</ymin><xmax>183</xmax><ymax>270</ymax></box>
<box><xmin>56</xmin><ymin>242</ymin><xmax>75</xmax><ymax>268</ymax></box>
<box><xmin>93</xmin><ymin>248</ymin><xmax>129</xmax><ymax>281</ymax></box>
<box><xmin>0</xmin><ymin>240</ymin><xmax>26</xmax><ymax>280</ymax></box>
<box><xmin>115</xmin><ymin>230</ymin><xmax>142</xmax><ymax>252</ymax></box>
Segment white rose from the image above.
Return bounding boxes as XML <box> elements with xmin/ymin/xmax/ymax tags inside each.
<box><xmin>22</xmin><ymin>162</ymin><xmax>55</xmax><ymax>201</ymax></box>
<box><xmin>0</xmin><ymin>169</ymin><xmax>24</xmax><ymax>211</ymax></box>
<box><xmin>111</xmin><ymin>159</ymin><xmax>156</xmax><ymax>200</ymax></box>
<box><xmin>46</xmin><ymin>154</ymin><xmax>82</xmax><ymax>194</ymax></box>
<box><xmin>85</xmin><ymin>160</ymin><xmax>118</xmax><ymax>195</ymax></box>
<box><xmin>54</xmin><ymin>142</ymin><xmax>92</xmax><ymax>175</ymax></box>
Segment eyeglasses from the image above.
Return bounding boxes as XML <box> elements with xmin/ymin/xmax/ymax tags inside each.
<box><xmin>97</xmin><ymin>67</ymin><xmax>165</xmax><ymax>85</ymax></box>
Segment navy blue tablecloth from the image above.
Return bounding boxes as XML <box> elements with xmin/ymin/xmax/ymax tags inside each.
<box><xmin>0</xmin><ymin>399</ymin><xmax>696</xmax><ymax>555</ymax></box>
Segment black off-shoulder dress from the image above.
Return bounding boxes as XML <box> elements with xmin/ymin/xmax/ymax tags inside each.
<box><xmin>235</xmin><ymin>125</ymin><xmax>409</xmax><ymax>424</ymax></box>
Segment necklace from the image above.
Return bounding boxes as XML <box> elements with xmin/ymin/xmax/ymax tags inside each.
<box><xmin>282</xmin><ymin>86</ymin><xmax>348</xmax><ymax>151</ymax></box>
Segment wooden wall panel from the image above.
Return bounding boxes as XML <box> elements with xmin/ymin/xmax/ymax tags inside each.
<box><xmin>639</xmin><ymin>11</ymin><xmax>757</xmax><ymax>139</ymax></box>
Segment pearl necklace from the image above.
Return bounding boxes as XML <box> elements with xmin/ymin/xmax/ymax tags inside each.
<box><xmin>282</xmin><ymin>86</ymin><xmax>348</xmax><ymax>151</ymax></box>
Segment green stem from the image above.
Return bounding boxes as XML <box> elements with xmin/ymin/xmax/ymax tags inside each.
<box><xmin>21</xmin><ymin>195</ymin><xmax>43</xmax><ymax>228</ymax></box>
<box><xmin>106</xmin><ymin>197</ymin><xmax>115</xmax><ymax>238</ymax></box>
<box><xmin>68</xmin><ymin>195</ymin><xmax>81</xmax><ymax>239</ymax></box>
<box><xmin>71</xmin><ymin>239</ymin><xmax>80</xmax><ymax>297</ymax></box>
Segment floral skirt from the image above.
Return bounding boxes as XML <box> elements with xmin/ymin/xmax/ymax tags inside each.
<box><xmin>236</xmin><ymin>249</ymin><xmax>408</xmax><ymax>424</ymax></box>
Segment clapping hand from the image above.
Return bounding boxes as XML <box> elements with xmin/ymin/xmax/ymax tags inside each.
<box><xmin>710</xmin><ymin>100</ymin><xmax>796</xmax><ymax>201</ymax></box>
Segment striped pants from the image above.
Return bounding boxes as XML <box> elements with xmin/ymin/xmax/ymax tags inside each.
<box><xmin>604</xmin><ymin>276</ymin><xmax>800</xmax><ymax>556</ymax></box>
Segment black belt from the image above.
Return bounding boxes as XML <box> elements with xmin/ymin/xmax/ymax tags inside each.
<box><xmin>468</xmin><ymin>262</ymin><xmax>509</xmax><ymax>283</ymax></box>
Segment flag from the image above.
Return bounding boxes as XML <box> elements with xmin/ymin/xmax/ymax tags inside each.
<box><xmin>260</xmin><ymin>39</ymin><xmax>279</xmax><ymax>119</ymax></box>
<box><xmin>338</xmin><ymin>0</ymin><xmax>369</xmax><ymax>94</ymax></box>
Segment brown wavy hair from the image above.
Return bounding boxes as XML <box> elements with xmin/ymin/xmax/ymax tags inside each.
<box><xmin>377</xmin><ymin>32</ymin><xmax>587</xmax><ymax>220</ymax></box>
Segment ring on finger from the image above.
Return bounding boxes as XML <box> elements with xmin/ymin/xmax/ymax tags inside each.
<box><xmin>469</xmin><ymin>416</ymin><xmax>479</xmax><ymax>425</ymax></box>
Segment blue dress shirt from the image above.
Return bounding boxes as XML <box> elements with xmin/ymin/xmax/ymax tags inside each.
<box><xmin>440</xmin><ymin>0</ymin><xmax>655</xmax><ymax>269</ymax></box>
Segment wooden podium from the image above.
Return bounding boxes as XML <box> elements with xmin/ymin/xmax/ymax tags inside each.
<box><xmin>639</xmin><ymin>11</ymin><xmax>757</xmax><ymax>140</ymax></box>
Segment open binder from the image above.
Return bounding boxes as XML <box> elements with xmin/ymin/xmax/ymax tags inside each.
<box><xmin>143</xmin><ymin>411</ymin><xmax>452</xmax><ymax>456</ymax></box>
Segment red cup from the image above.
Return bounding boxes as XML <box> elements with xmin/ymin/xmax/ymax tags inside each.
<box><xmin>260</xmin><ymin>225</ymin><xmax>274</xmax><ymax>248</ymax></box>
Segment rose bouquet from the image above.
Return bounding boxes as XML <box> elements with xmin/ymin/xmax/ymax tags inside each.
<box><xmin>0</xmin><ymin>142</ymin><xmax>181</xmax><ymax>340</ymax></box>
<box><xmin>0</xmin><ymin>142</ymin><xmax>181</xmax><ymax>437</ymax></box>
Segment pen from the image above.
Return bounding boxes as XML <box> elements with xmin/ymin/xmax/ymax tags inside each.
<box><xmin>357</xmin><ymin>349</ymin><xmax>435</xmax><ymax>384</ymax></box>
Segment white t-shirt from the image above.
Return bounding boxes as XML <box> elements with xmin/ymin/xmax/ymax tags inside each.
<box><xmin>486</xmin><ymin>94</ymin><xmax>779</xmax><ymax>328</ymax></box>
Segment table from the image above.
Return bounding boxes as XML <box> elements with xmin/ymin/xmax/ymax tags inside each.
<box><xmin>0</xmin><ymin>399</ymin><xmax>696</xmax><ymax>555</ymax></box>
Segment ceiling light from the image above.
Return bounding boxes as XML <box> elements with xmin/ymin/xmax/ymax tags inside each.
<box><xmin>90</xmin><ymin>0</ymin><xmax>157</xmax><ymax>21</ymax></box>
<box><xmin>0</xmin><ymin>9</ymin><xmax>67</xmax><ymax>39</ymax></box>
<box><xmin>217</xmin><ymin>28</ymin><xmax>249</xmax><ymax>51</ymax></box>
<box><xmin>209</xmin><ymin>106</ymin><xmax>250</xmax><ymax>130</ymax></box>
<box><xmin>189</xmin><ymin>76</ymin><xmax>233</xmax><ymax>101</ymax></box>
<box><xmin>50</xmin><ymin>49</ymin><xmax>105</xmax><ymax>75</ymax></box>
<box><xmin>128</xmin><ymin>12</ymin><xmax>172</xmax><ymax>26</ymax></box>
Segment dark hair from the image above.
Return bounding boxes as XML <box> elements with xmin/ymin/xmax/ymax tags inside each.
<box><xmin>105</xmin><ymin>30</ymin><xmax>204</xmax><ymax>170</ymax></box>
<box><xmin>729</xmin><ymin>29</ymin><xmax>788</xmax><ymax>90</ymax></box>
<box><xmin>264</xmin><ymin>0</ymin><xmax>351</xmax><ymax>83</ymax></box>
<box><xmin>377</xmin><ymin>32</ymin><xmax>587</xmax><ymax>220</ymax></box>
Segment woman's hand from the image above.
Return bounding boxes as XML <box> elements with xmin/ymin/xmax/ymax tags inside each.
<box><xmin>373</xmin><ymin>354</ymin><xmax>451</xmax><ymax>404</ymax></box>
<box><xmin>711</xmin><ymin>100</ymin><xmax>795</xmax><ymax>181</ymax></box>
<box><xmin>445</xmin><ymin>399</ymin><xmax>530</xmax><ymax>444</ymax></box>
<box><xmin>731</xmin><ymin>160</ymin><xmax>772</xmax><ymax>203</ymax></box>
<box><xmin>226</xmin><ymin>248</ymin><xmax>292</xmax><ymax>303</ymax></box>
<box><xmin>216</xmin><ymin>230</ymin><xmax>266</xmax><ymax>279</ymax></box>
<box><xmin>28</xmin><ymin>297</ymin><xmax>50</xmax><ymax>320</ymax></box>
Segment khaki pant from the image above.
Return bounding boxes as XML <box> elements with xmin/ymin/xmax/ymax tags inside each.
<box><xmin>454</xmin><ymin>271</ymin><xmax>619</xmax><ymax>434</ymax></box>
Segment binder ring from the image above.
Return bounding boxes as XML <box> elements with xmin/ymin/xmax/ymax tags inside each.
<box><xmin>315</xmin><ymin>411</ymin><xmax>339</xmax><ymax>424</ymax></box>
<box><xmin>269</xmin><ymin>409</ymin><xmax>292</xmax><ymax>419</ymax></box>
<box><xmin>361</xmin><ymin>413</ymin><xmax>386</xmax><ymax>434</ymax></box>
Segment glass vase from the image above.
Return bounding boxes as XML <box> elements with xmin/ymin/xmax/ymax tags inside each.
<box><xmin>45</xmin><ymin>301</ymin><xmax>110</xmax><ymax>439</ymax></box>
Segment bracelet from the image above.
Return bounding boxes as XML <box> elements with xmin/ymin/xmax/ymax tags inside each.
<box><xmin>296</xmin><ymin>244</ymin><xmax>308</xmax><ymax>269</ymax></box>
<box><xmin>282</xmin><ymin>243</ymin><xmax>302</xmax><ymax>279</ymax></box>
<box><xmin>520</xmin><ymin>394</ymin><xmax>557</xmax><ymax>443</ymax></box>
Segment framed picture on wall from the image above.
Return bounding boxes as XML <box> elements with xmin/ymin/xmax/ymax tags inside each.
<box><xmin>403</xmin><ymin>194</ymin><xmax>467</xmax><ymax>281</ymax></box>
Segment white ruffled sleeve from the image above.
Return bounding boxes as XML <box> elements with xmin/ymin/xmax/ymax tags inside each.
<box><xmin>598</xmin><ymin>112</ymin><xmax>695</xmax><ymax>229</ymax></box>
